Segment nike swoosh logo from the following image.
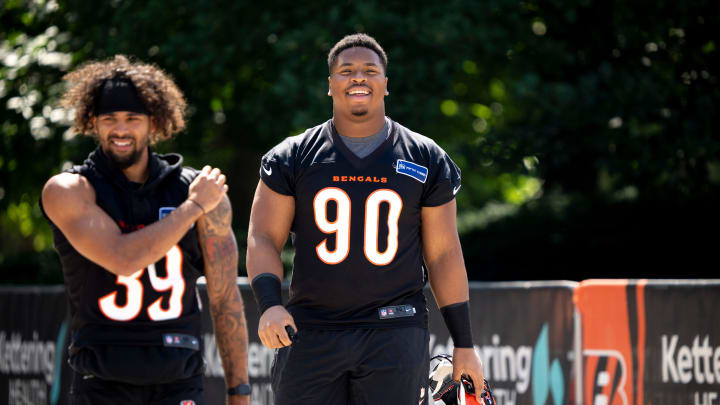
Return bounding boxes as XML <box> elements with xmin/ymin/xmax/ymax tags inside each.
<box><xmin>453</xmin><ymin>185</ymin><xmax>461</xmax><ymax>195</ymax></box>
<box><xmin>262</xmin><ymin>164</ymin><xmax>272</xmax><ymax>176</ymax></box>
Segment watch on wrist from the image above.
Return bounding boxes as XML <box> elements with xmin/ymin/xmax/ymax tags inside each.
<box><xmin>227</xmin><ymin>383</ymin><xmax>251</xmax><ymax>396</ymax></box>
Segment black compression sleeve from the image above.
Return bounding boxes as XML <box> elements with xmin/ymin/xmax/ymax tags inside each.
<box><xmin>250</xmin><ymin>273</ymin><xmax>282</xmax><ymax>315</ymax></box>
<box><xmin>440</xmin><ymin>301</ymin><xmax>474</xmax><ymax>348</ymax></box>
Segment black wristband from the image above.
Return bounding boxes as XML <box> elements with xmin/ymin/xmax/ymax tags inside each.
<box><xmin>251</xmin><ymin>273</ymin><xmax>282</xmax><ymax>315</ymax></box>
<box><xmin>227</xmin><ymin>383</ymin><xmax>251</xmax><ymax>396</ymax></box>
<box><xmin>440</xmin><ymin>301</ymin><xmax>474</xmax><ymax>348</ymax></box>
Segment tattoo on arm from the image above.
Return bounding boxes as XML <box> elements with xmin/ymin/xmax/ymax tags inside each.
<box><xmin>198</xmin><ymin>196</ymin><xmax>249</xmax><ymax>388</ymax></box>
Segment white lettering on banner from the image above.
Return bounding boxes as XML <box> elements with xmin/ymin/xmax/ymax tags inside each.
<box><xmin>204</xmin><ymin>333</ymin><xmax>275</xmax><ymax>405</ymax></box>
<box><xmin>203</xmin><ymin>333</ymin><xmax>223</xmax><ymax>377</ymax></box>
<box><xmin>0</xmin><ymin>331</ymin><xmax>55</xmax><ymax>384</ymax></box>
<box><xmin>203</xmin><ymin>333</ymin><xmax>274</xmax><ymax>378</ymax></box>
<box><xmin>248</xmin><ymin>341</ymin><xmax>274</xmax><ymax>378</ymax></box>
<box><xmin>429</xmin><ymin>334</ymin><xmax>532</xmax><ymax>394</ymax></box>
<box><xmin>679</xmin><ymin>345</ymin><xmax>694</xmax><ymax>383</ymax></box>
<box><xmin>8</xmin><ymin>378</ymin><xmax>47</xmax><ymax>405</ymax></box>
<box><xmin>492</xmin><ymin>388</ymin><xmax>517</xmax><ymax>405</ymax></box>
<box><xmin>662</xmin><ymin>335</ymin><xmax>720</xmax><ymax>384</ymax></box>
<box><xmin>251</xmin><ymin>383</ymin><xmax>274</xmax><ymax>405</ymax></box>
<box><xmin>695</xmin><ymin>391</ymin><xmax>719</xmax><ymax>405</ymax></box>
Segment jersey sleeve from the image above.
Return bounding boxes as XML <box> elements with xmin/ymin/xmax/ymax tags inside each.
<box><xmin>259</xmin><ymin>140</ymin><xmax>296</xmax><ymax>196</ymax></box>
<box><xmin>421</xmin><ymin>145</ymin><xmax>462</xmax><ymax>207</ymax></box>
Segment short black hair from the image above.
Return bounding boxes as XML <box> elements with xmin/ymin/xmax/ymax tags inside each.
<box><xmin>327</xmin><ymin>33</ymin><xmax>388</xmax><ymax>74</ymax></box>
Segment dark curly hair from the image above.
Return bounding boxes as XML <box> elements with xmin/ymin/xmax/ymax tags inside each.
<box><xmin>60</xmin><ymin>55</ymin><xmax>186</xmax><ymax>144</ymax></box>
<box><xmin>327</xmin><ymin>33</ymin><xmax>388</xmax><ymax>74</ymax></box>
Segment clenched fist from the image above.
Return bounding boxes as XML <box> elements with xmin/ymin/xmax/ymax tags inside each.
<box><xmin>258</xmin><ymin>305</ymin><xmax>297</xmax><ymax>349</ymax></box>
<box><xmin>187</xmin><ymin>165</ymin><xmax>228</xmax><ymax>214</ymax></box>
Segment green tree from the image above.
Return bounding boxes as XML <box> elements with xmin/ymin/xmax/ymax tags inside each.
<box><xmin>1</xmin><ymin>0</ymin><xmax>718</xmax><ymax>283</ymax></box>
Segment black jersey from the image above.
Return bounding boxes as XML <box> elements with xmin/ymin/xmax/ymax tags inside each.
<box><xmin>260</xmin><ymin>118</ymin><xmax>461</xmax><ymax>329</ymax></box>
<box><xmin>41</xmin><ymin>147</ymin><xmax>205</xmax><ymax>383</ymax></box>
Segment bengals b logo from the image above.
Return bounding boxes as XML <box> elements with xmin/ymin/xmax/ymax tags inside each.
<box><xmin>584</xmin><ymin>350</ymin><xmax>629</xmax><ymax>405</ymax></box>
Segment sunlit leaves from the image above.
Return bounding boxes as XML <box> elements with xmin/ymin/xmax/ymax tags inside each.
<box><xmin>440</xmin><ymin>99</ymin><xmax>458</xmax><ymax>116</ymax></box>
<box><xmin>470</xmin><ymin>104</ymin><xmax>492</xmax><ymax>120</ymax></box>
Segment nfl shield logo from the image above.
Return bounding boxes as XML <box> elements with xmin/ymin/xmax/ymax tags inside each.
<box><xmin>165</xmin><ymin>336</ymin><xmax>172</xmax><ymax>344</ymax></box>
<box><xmin>381</xmin><ymin>309</ymin><xmax>387</xmax><ymax>317</ymax></box>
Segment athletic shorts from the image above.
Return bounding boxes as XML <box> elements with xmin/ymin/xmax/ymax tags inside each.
<box><xmin>271</xmin><ymin>327</ymin><xmax>429</xmax><ymax>405</ymax></box>
<box><xmin>69</xmin><ymin>372</ymin><xmax>203</xmax><ymax>405</ymax></box>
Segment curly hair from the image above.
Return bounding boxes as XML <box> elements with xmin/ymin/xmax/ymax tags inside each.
<box><xmin>60</xmin><ymin>55</ymin><xmax>186</xmax><ymax>144</ymax></box>
<box><xmin>327</xmin><ymin>33</ymin><xmax>388</xmax><ymax>74</ymax></box>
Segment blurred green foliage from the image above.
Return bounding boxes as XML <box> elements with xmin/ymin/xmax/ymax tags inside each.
<box><xmin>1</xmin><ymin>0</ymin><xmax>718</xmax><ymax>283</ymax></box>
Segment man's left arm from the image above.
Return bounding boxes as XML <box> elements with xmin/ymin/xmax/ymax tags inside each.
<box><xmin>422</xmin><ymin>199</ymin><xmax>485</xmax><ymax>402</ymax></box>
<box><xmin>197</xmin><ymin>195</ymin><xmax>249</xmax><ymax>405</ymax></box>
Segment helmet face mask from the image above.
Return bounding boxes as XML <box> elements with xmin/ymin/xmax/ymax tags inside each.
<box><xmin>424</xmin><ymin>355</ymin><xmax>496</xmax><ymax>405</ymax></box>
<box><xmin>428</xmin><ymin>355</ymin><xmax>454</xmax><ymax>400</ymax></box>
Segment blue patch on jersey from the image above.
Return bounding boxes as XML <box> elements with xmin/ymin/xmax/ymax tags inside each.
<box><xmin>159</xmin><ymin>206</ymin><xmax>175</xmax><ymax>220</ymax></box>
<box><xmin>396</xmin><ymin>159</ymin><xmax>428</xmax><ymax>183</ymax></box>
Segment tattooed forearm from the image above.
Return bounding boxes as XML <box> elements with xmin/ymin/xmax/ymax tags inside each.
<box><xmin>209</xmin><ymin>288</ymin><xmax>248</xmax><ymax>385</ymax></box>
<box><xmin>197</xmin><ymin>196</ymin><xmax>249</xmax><ymax>392</ymax></box>
<box><xmin>207</xmin><ymin>237</ymin><xmax>237</xmax><ymax>264</ymax></box>
<box><xmin>202</xmin><ymin>195</ymin><xmax>233</xmax><ymax>236</ymax></box>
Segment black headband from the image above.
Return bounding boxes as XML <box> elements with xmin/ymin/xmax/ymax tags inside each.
<box><xmin>93</xmin><ymin>77</ymin><xmax>149</xmax><ymax>116</ymax></box>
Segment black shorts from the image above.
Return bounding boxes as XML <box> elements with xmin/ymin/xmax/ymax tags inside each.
<box><xmin>69</xmin><ymin>372</ymin><xmax>203</xmax><ymax>405</ymax></box>
<box><xmin>271</xmin><ymin>327</ymin><xmax>429</xmax><ymax>405</ymax></box>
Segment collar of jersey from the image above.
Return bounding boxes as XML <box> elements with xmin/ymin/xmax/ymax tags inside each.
<box><xmin>327</xmin><ymin>117</ymin><xmax>396</xmax><ymax>170</ymax></box>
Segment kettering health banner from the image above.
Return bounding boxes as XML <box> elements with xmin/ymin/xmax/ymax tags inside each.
<box><xmin>0</xmin><ymin>286</ymin><xmax>70</xmax><ymax>405</ymax></box>
<box><xmin>575</xmin><ymin>279</ymin><xmax>720</xmax><ymax>405</ymax></box>
<box><xmin>3</xmin><ymin>279</ymin><xmax>718</xmax><ymax>404</ymax></box>
<box><xmin>642</xmin><ymin>280</ymin><xmax>720</xmax><ymax>405</ymax></box>
<box><xmin>1</xmin><ymin>281</ymin><xmax>579</xmax><ymax>405</ymax></box>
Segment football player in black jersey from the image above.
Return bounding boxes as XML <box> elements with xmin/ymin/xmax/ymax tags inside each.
<box><xmin>41</xmin><ymin>56</ymin><xmax>250</xmax><ymax>404</ymax></box>
<box><xmin>247</xmin><ymin>34</ymin><xmax>485</xmax><ymax>404</ymax></box>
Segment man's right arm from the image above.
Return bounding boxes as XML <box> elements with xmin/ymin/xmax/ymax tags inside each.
<box><xmin>246</xmin><ymin>180</ymin><xmax>296</xmax><ymax>348</ymax></box>
<box><xmin>41</xmin><ymin>165</ymin><xmax>227</xmax><ymax>277</ymax></box>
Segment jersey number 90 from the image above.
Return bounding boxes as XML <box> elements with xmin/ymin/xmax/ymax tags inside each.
<box><xmin>314</xmin><ymin>187</ymin><xmax>402</xmax><ymax>266</ymax></box>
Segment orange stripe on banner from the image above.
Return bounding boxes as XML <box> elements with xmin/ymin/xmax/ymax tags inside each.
<box><xmin>576</xmin><ymin>279</ymin><xmax>632</xmax><ymax>405</ymax></box>
<box><xmin>636</xmin><ymin>279</ymin><xmax>647</xmax><ymax>405</ymax></box>
<box><xmin>574</xmin><ymin>279</ymin><xmax>631</xmax><ymax>323</ymax></box>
